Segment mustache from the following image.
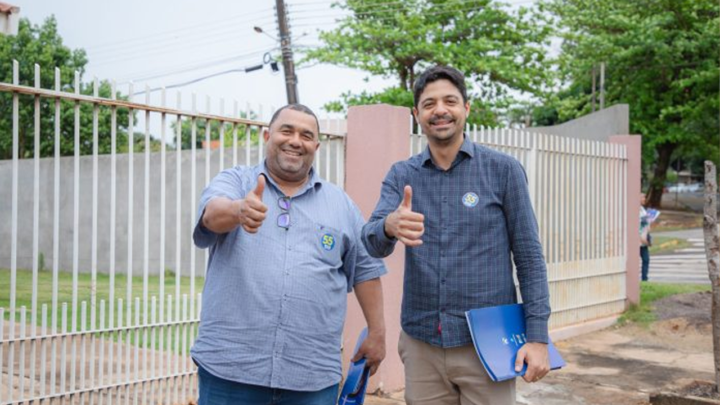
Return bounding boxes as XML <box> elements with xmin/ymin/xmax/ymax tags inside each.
<box><xmin>429</xmin><ymin>114</ymin><xmax>454</xmax><ymax>125</ymax></box>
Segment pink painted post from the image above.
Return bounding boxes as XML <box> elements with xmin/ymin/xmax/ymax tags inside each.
<box><xmin>344</xmin><ymin>104</ymin><xmax>411</xmax><ymax>394</ymax></box>
<box><xmin>610</xmin><ymin>135</ymin><xmax>642</xmax><ymax>305</ymax></box>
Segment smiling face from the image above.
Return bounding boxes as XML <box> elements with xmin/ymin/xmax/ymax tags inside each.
<box><xmin>413</xmin><ymin>78</ymin><xmax>470</xmax><ymax>146</ymax></box>
<box><xmin>264</xmin><ymin>108</ymin><xmax>320</xmax><ymax>185</ymax></box>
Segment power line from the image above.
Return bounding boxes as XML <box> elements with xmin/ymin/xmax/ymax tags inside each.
<box><xmin>90</xmin><ymin>23</ymin><xmax>277</xmax><ymax>66</ymax></box>
<box><xmin>85</xmin><ymin>8</ymin><xmax>277</xmax><ymax>52</ymax></box>
<box><xmin>114</xmin><ymin>47</ymin><xmax>276</xmax><ymax>83</ymax></box>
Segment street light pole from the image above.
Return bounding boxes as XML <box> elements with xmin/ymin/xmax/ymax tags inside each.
<box><xmin>275</xmin><ymin>0</ymin><xmax>299</xmax><ymax>104</ymax></box>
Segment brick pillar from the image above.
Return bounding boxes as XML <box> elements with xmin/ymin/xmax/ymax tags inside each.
<box><xmin>344</xmin><ymin>104</ymin><xmax>411</xmax><ymax>393</ymax></box>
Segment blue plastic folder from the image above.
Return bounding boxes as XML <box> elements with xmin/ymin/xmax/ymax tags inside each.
<box><xmin>465</xmin><ymin>304</ymin><xmax>566</xmax><ymax>382</ymax></box>
<box><xmin>338</xmin><ymin>328</ymin><xmax>371</xmax><ymax>405</ymax></box>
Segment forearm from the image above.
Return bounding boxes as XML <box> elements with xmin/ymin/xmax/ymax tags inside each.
<box><xmin>354</xmin><ymin>278</ymin><xmax>385</xmax><ymax>336</ymax></box>
<box><xmin>201</xmin><ymin>197</ymin><xmax>241</xmax><ymax>234</ymax></box>
<box><xmin>362</xmin><ymin>218</ymin><xmax>397</xmax><ymax>258</ymax></box>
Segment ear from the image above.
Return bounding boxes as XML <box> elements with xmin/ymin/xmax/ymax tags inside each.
<box><xmin>263</xmin><ymin>128</ymin><xmax>270</xmax><ymax>143</ymax></box>
<box><xmin>464</xmin><ymin>101</ymin><xmax>471</xmax><ymax>118</ymax></box>
<box><xmin>412</xmin><ymin>106</ymin><xmax>419</xmax><ymax>121</ymax></box>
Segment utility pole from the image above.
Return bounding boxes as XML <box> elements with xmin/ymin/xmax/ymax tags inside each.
<box><xmin>275</xmin><ymin>0</ymin><xmax>299</xmax><ymax>104</ymax></box>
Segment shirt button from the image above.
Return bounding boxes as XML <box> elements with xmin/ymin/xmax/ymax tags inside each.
<box><xmin>441</xmin><ymin>308</ymin><xmax>446</xmax><ymax>313</ymax></box>
<box><xmin>441</xmin><ymin>279</ymin><xmax>446</xmax><ymax>284</ymax></box>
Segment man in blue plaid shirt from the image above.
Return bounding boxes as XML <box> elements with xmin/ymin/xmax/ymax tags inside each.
<box><xmin>362</xmin><ymin>66</ymin><xmax>551</xmax><ymax>405</ymax></box>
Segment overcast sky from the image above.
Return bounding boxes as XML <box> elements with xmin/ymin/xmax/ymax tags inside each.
<box><xmin>13</xmin><ymin>0</ymin><xmax>396</xmax><ymax>120</ymax></box>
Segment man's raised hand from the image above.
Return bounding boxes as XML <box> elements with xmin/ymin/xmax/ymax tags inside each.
<box><xmin>384</xmin><ymin>185</ymin><xmax>424</xmax><ymax>247</ymax></box>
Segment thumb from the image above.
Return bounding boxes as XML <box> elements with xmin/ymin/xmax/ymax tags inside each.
<box><xmin>401</xmin><ymin>185</ymin><xmax>412</xmax><ymax>210</ymax></box>
<box><xmin>252</xmin><ymin>175</ymin><xmax>266</xmax><ymax>199</ymax></box>
<box><xmin>515</xmin><ymin>348</ymin><xmax>526</xmax><ymax>372</ymax></box>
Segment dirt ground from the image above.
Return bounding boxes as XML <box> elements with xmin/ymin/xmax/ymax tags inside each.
<box><xmin>366</xmin><ymin>291</ymin><xmax>715</xmax><ymax>405</ymax></box>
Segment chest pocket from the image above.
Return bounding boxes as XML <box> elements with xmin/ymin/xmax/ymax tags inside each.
<box><xmin>313</xmin><ymin>223</ymin><xmax>344</xmax><ymax>268</ymax></box>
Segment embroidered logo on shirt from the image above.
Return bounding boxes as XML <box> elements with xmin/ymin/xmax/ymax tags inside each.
<box><xmin>321</xmin><ymin>233</ymin><xmax>336</xmax><ymax>251</ymax></box>
<box><xmin>462</xmin><ymin>192</ymin><xmax>479</xmax><ymax>208</ymax></box>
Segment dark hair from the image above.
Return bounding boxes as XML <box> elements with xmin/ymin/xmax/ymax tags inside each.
<box><xmin>413</xmin><ymin>65</ymin><xmax>468</xmax><ymax>107</ymax></box>
<box><xmin>268</xmin><ymin>103</ymin><xmax>320</xmax><ymax>135</ymax></box>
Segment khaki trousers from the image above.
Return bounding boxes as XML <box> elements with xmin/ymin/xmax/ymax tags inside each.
<box><xmin>399</xmin><ymin>331</ymin><xmax>515</xmax><ymax>405</ymax></box>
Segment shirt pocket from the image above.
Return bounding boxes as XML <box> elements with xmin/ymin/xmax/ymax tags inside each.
<box><xmin>313</xmin><ymin>223</ymin><xmax>344</xmax><ymax>267</ymax></box>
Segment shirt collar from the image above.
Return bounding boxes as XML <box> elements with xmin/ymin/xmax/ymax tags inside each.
<box><xmin>260</xmin><ymin>161</ymin><xmax>322</xmax><ymax>197</ymax></box>
<box><xmin>419</xmin><ymin>134</ymin><xmax>476</xmax><ymax>169</ymax></box>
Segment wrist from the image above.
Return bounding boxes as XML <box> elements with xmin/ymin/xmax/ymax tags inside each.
<box><xmin>383</xmin><ymin>215</ymin><xmax>396</xmax><ymax>239</ymax></box>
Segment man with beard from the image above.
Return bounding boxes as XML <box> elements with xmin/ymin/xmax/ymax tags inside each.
<box><xmin>362</xmin><ymin>66</ymin><xmax>551</xmax><ymax>405</ymax></box>
<box><xmin>192</xmin><ymin>104</ymin><xmax>387</xmax><ymax>405</ymax></box>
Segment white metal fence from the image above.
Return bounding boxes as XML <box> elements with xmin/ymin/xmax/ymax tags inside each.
<box><xmin>412</xmin><ymin>125</ymin><xmax>628</xmax><ymax>330</ymax></box>
<box><xmin>0</xmin><ymin>61</ymin><xmax>344</xmax><ymax>405</ymax></box>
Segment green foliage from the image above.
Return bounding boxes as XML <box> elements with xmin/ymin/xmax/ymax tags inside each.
<box><xmin>305</xmin><ymin>0</ymin><xmax>554</xmax><ymax>125</ymax></box>
<box><xmin>540</xmin><ymin>0</ymin><xmax>719</xmax><ymax>205</ymax></box>
<box><xmin>619</xmin><ymin>282</ymin><xmax>710</xmax><ymax>327</ymax></box>
<box><xmin>0</xmin><ymin>17</ymin><xmax>136</xmax><ymax>159</ymax></box>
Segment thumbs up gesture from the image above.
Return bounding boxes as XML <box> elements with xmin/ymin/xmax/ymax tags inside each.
<box><xmin>384</xmin><ymin>185</ymin><xmax>425</xmax><ymax>247</ymax></box>
<box><xmin>238</xmin><ymin>175</ymin><xmax>268</xmax><ymax>234</ymax></box>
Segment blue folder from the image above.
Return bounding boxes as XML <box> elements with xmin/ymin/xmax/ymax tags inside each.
<box><xmin>338</xmin><ymin>328</ymin><xmax>371</xmax><ymax>405</ymax></box>
<box><xmin>465</xmin><ymin>304</ymin><xmax>566</xmax><ymax>382</ymax></box>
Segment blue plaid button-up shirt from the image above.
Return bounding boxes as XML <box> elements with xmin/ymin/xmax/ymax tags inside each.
<box><xmin>362</xmin><ymin>136</ymin><xmax>550</xmax><ymax>347</ymax></box>
<box><xmin>192</xmin><ymin>163</ymin><xmax>386</xmax><ymax>391</ymax></box>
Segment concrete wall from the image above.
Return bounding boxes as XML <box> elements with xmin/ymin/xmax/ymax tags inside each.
<box><xmin>528</xmin><ymin>104</ymin><xmax>629</xmax><ymax>142</ymax></box>
<box><xmin>0</xmin><ymin>141</ymin><xmax>343</xmax><ymax>276</ymax></box>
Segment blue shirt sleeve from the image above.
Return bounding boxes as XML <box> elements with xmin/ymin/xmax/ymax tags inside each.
<box><xmin>502</xmin><ymin>159</ymin><xmax>551</xmax><ymax>343</ymax></box>
<box><xmin>361</xmin><ymin>164</ymin><xmax>403</xmax><ymax>258</ymax></box>
<box><xmin>343</xmin><ymin>199</ymin><xmax>388</xmax><ymax>292</ymax></box>
<box><xmin>193</xmin><ymin>168</ymin><xmax>247</xmax><ymax>249</ymax></box>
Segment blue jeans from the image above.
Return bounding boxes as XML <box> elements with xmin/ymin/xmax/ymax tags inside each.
<box><xmin>197</xmin><ymin>364</ymin><xmax>339</xmax><ymax>405</ymax></box>
<box><xmin>640</xmin><ymin>246</ymin><xmax>650</xmax><ymax>281</ymax></box>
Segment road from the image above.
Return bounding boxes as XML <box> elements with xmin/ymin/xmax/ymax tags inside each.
<box><xmin>648</xmin><ymin>228</ymin><xmax>710</xmax><ymax>284</ymax></box>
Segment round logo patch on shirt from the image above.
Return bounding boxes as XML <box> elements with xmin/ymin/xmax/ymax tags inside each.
<box><xmin>321</xmin><ymin>233</ymin><xmax>336</xmax><ymax>251</ymax></box>
<box><xmin>462</xmin><ymin>192</ymin><xmax>479</xmax><ymax>208</ymax></box>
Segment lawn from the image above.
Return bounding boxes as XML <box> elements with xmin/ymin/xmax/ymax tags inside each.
<box><xmin>1</xmin><ymin>268</ymin><xmax>204</xmax><ymax>332</ymax></box>
<box><xmin>619</xmin><ymin>282</ymin><xmax>711</xmax><ymax>327</ymax></box>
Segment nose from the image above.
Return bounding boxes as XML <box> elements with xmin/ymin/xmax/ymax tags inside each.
<box><xmin>287</xmin><ymin>131</ymin><xmax>302</xmax><ymax>147</ymax></box>
<box><xmin>434</xmin><ymin>101</ymin><xmax>449</xmax><ymax>115</ymax></box>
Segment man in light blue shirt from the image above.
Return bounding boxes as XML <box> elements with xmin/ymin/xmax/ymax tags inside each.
<box><xmin>192</xmin><ymin>104</ymin><xmax>387</xmax><ymax>405</ymax></box>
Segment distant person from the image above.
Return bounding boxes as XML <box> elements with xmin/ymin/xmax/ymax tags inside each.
<box><xmin>191</xmin><ymin>104</ymin><xmax>387</xmax><ymax>405</ymax></box>
<box><xmin>640</xmin><ymin>192</ymin><xmax>652</xmax><ymax>282</ymax></box>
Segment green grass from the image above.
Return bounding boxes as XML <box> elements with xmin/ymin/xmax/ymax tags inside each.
<box><xmin>1</xmin><ymin>268</ymin><xmax>204</xmax><ymax>351</ymax></box>
<box><xmin>619</xmin><ymin>282</ymin><xmax>711</xmax><ymax>327</ymax></box>
<box><xmin>649</xmin><ymin>236</ymin><xmax>691</xmax><ymax>255</ymax></box>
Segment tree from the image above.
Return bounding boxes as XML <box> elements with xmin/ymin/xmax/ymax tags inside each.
<box><xmin>170</xmin><ymin>110</ymin><xmax>261</xmax><ymax>151</ymax></box>
<box><xmin>0</xmin><ymin>17</ymin><xmax>134</xmax><ymax>159</ymax></box>
<box><xmin>541</xmin><ymin>0</ymin><xmax>719</xmax><ymax>207</ymax></box>
<box><xmin>304</xmin><ymin>0</ymin><xmax>554</xmax><ymax>126</ymax></box>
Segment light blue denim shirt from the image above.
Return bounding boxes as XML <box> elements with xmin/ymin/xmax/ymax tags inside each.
<box><xmin>191</xmin><ymin>162</ymin><xmax>386</xmax><ymax>391</ymax></box>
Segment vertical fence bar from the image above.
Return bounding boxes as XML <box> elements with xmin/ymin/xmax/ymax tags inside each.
<box><xmin>8</xmin><ymin>60</ymin><xmax>19</xmax><ymax>403</ymax></box>
<box><xmin>159</xmin><ymin>89</ymin><xmax>167</xmax><ymax>394</ymax></box>
<box><xmin>205</xmin><ymin>96</ymin><xmax>212</xmax><ymax>277</ymax></box>
<box><xmin>134</xmin><ymin>298</ymin><xmax>140</xmax><ymax>405</ymax></box>
<box><xmin>50</xmin><ymin>67</ymin><xmax>61</xmax><ymax>401</ymax></box>
<box><xmin>166</xmin><ymin>295</ymin><xmax>173</xmax><ymax>403</ymax></box>
<box><xmin>124</xmin><ymin>82</ymin><xmax>134</xmax><ymax>404</ymax></box>
<box><xmin>29</xmin><ymin>63</ymin><xmax>41</xmax><ymax>403</ymax></box>
<box><xmin>80</xmin><ymin>301</ymin><xmax>87</xmax><ymax>402</ymax></box>
<box><xmin>175</xmin><ymin>94</ymin><xmax>184</xmax><ymax>405</ymax></box>
<box><xmin>141</xmin><ymin>87</ymin><xmax>151</xmax><ymax>396</ymax></box>
<box><xmin>219</xmin><ymin>99</ymin><xmax>225</xmax><ymax>172</ymax></box>
<box><xmin>245</xmin><ymin>103</ymin><xmax>251</xmax><ymax>166</ymax></box>
<box><xmin>191</xmin><ymin>94</ymin><xmax>198</xmax><ymax>322</ymax></box>
<box><xmin>19</xmin><ymin>307</ymin><xmax>26</xmax><ymax>401</ymax></box>
<box><xmin>60</xmin><ymin>303</ymin><xmax>68</xmax><ymax>398</ymax></box>
<box><xmin>150</xmin><ymin>296</ymin><xmax>157</xmax><ymax>405</ymax></box>
<box><xmin>233</xmin><ymin>100</ymin><xmax>239</xmax><ymax>167</ymax></box>
<box><xmin>99</xmin><ymin>299</ymin><xmax>106</xmax><ymax>402</ymax></box>
<box><xmin>41</xmin><ymin>304</ymin><xmax>48</xmax><ymax>400</ymax></box>
<box><xmin>258</xmin><ymin>105</ymin><xmax>265</xmax><ymax>164</ymax></box>
<box><xmin>175</xmin><ymin>94</ymin><xmax>183</xmax><ymax>340</ymax></box>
